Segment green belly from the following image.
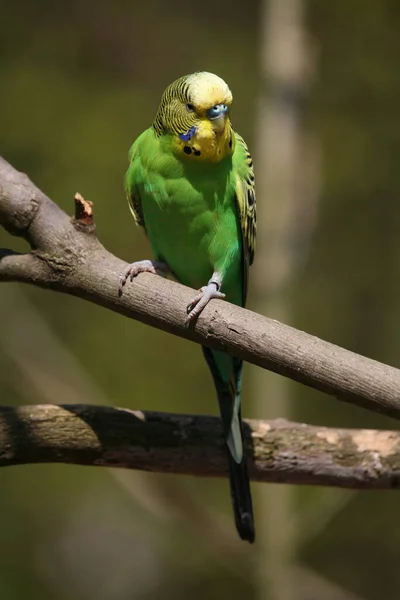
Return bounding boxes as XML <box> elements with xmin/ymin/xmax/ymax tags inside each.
<box><xmin>141</xmin><ymin>169</ymin><xmax>243</xmax><ymax>306</ymax></box>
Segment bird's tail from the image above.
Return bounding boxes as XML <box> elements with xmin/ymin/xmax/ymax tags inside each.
<box><xmin>202</xmin><ymin>346</ymin><xmax>255</xmax><ymax>543</ymax></box>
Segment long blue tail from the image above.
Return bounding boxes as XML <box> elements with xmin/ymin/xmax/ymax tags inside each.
<box><xmin>202</xmin><ymin>346</ymin><xmax>255</xmax><ymax>543</ymax></box>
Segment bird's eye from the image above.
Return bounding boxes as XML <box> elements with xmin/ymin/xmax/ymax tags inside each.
<box><xmin>186</xmin><ymin>103</ymin><xmax>195</xmax><ymax>112</ymax></box>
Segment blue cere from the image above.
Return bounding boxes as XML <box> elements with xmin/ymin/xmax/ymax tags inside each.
<box><xmin>207</xmin><ymin>103</ymin><xmax>228</xmax><ymax>120</ymax></box>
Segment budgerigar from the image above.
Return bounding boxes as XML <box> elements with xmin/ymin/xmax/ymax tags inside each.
<box><xmin>120</xmin><ymin>72</ymin><xmax>257</xmax><ymax>543</ymax></box>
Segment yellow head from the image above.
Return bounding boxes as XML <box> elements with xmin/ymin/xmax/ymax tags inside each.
<box><xmin>153</xmin><ymin>71</ymin><xmax>234</xmax><ymax>163</ymax></box>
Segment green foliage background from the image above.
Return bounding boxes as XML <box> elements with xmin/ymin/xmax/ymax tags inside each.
<box><xmin>1</xmin><ymin>1</ymin><xmax>400</xmax><ymax>598</ymax></box>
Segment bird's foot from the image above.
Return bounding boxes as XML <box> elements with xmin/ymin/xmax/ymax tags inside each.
<box><xmin>186</xmin><ymin>280</ymin><xmax>225</xmax><ymax>323</ymax></box>
<box><xmin>118</xmin><ymin>260</ymin><xmax>169</xmax><ymax>296</ymax></box>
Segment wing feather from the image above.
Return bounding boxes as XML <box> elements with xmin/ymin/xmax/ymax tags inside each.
<box><xmin>125</xmin><ymin>141</ymin><xmax>146</xmax><ymax>231</ymax></box>
<box><xmin>233</xmin><ymin>133</ymin><xmax>257</xmax><ymax>304</ymax></box>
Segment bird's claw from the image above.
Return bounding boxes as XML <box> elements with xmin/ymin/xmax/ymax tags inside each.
<box><xmin>118</xmin><ymin>260</ymin><xmax>168</xmax><ymax>296</ymax></box>
<box><xmin>186</xmin><ymin>282</ymin><xmax>225</xmax><ymax>323</ymax></box>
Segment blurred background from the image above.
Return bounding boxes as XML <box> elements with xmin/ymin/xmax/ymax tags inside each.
<box><xmin>1</xmin><ymin>0</ymin><xmax>400</xmax><ymax>598</ymax></box>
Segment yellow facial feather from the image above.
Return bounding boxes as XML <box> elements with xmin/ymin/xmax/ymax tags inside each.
<box><xmin>186</xmin><ymin>72</ymin><xmax>233</xmax><ymax>112</ymax></box>
<box><xmin>170</xmin><ymin>117</ymin><xmax>233</xmax><ymax>163</ymax></box>
<box><xmin>155</xmin><ymin>71</ymin><xmax>235</xmax><ymax>162</ymax></box>
<box><xmin>176</xmin><ymin>72</ymin><xmax>234</xmax><ymax>162</ymax></box>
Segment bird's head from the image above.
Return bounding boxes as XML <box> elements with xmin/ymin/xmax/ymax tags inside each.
<box><xmin>153</xmin><ymin>72</ymin><xmax>234</xmax><ymax>162</ymax></box>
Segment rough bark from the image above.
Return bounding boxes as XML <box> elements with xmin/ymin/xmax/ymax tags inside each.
<box><xmin>0</xmin><ymin>404</ymin><xmax>399</xmax><ymax>488</ymax></box>
<box><xmin>1</xmin><ymin>156</ymin><xmax>400</xmax><ymax>420</ymax></box>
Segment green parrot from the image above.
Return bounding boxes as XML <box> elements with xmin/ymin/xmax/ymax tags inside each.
<box><xmin>120</xmin><ymin>72</ymin><xmax>257</xmax><ymax>543</ymax></box>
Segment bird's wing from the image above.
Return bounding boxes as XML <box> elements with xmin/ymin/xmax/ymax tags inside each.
<box><xmin>125</xmin><ymin>139</ymin><xmax>146</xmax><ymax>231</ymax></box>
<box><xmin>233</xmin><ymin>133</ymin><xmax>257</xmax><ymax>304</ymax></box>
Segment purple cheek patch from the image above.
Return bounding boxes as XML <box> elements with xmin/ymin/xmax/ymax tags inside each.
<box><xmin>179</xmin><ymin>126</ymin><xmax>197</xmax><ymax>142</ymax></box>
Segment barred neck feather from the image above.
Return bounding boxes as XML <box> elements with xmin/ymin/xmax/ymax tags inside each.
<box><xmin>153</xmin><ymin>76</ymin><xmax>191</xmax><ymax>137</ymax></box>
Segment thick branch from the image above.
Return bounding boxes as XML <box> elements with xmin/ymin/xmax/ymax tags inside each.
<box><xmin>1</xmin><ymin>156</ymin><xmax>400</xmax><ymax>419</ymax></box>
<box><xmin>1</xmin><ymin>404</ymin><xmax>400</xmax><ymax>488</ymax></box>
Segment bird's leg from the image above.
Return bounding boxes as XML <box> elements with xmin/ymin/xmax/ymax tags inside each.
<box><xmin>186</xmin><ymin>272</ymin><xmax>225</xmax><ymax>323</ymax></box>
<box><xmin>118</xmin><ymin>260</ymin><xmax>169</xmax><ymax>296</ymax></box>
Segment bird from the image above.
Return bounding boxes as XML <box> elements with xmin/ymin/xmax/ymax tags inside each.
<box><xmin>119</xmin><ymin>71</ymin><xmax>257</xmax><ymax>543</ymax></box>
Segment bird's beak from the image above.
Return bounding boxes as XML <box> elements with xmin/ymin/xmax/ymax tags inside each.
<box><xmin>207</xmin><ymin>103</ymin><xmax>229</xmax><ymax>133</ymax></box>
<box><xmin>212</xmin><ymin>115</ymin><xmax>228</xmax><ymax>133</ymax></box>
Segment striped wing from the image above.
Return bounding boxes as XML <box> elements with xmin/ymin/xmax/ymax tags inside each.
<box><xmin>234</xmin><ymin>133</ymin><xmax>257</xmax><ymax>304</ymax></box>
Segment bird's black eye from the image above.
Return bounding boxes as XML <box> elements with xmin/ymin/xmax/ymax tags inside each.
<box><xmin>186</xmin><ymin>103</ymin><xmax>195</xmax><ymax>112</ymax></box>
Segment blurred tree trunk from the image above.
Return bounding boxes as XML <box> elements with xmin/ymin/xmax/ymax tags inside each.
<box><xmin>253</xmin><ymin>0</ymin><xmax>318</xmax><ymax>598</ymax></box>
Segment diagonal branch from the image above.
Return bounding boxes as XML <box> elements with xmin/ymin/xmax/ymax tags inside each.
<box><xmin>1</xmin><ymin>404</ymin><xmax>399</xmax><ymax>489</ymax></box>
<box><xmin>1</xmin><ymin>155</ymin><xmax>400</xmax><ymax>419</ymax></box>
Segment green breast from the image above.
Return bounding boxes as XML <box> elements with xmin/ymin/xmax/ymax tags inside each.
<box><xmin>127</xmin><ymin>129</ymin><xmax>244</xmax><ymax>306</ymax></box>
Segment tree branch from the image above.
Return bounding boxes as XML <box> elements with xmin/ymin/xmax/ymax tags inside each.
<box><xmin>1</xmin><ymin>156</ymin><xmax>400</xmax><ymax>420</ymax></box>
<box><xmin>1</xmin><ymin>404</ymin><xmax>399</xmax><ymax>488</ymax></box>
